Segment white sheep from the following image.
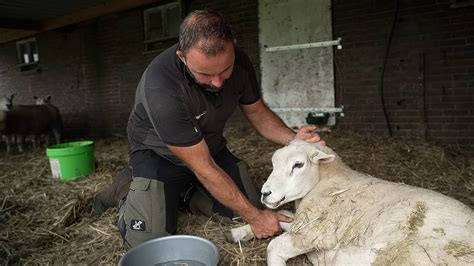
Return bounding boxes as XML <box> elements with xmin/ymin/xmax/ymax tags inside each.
<box><xmin>33</xmin><ymin>95</ymin><xmax>52</xmax><ymax>105</ymax></box>
<box><xmin>226</xmin><ymin>140</ymin><xmax>474</xmax><ymax>265</ymax></box>
<box><xmin>1</xmin><ymin>94</ymin><xmax>15</xmax><ymax>152</ymax></box>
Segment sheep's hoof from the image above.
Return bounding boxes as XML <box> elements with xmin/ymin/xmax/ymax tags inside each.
<box><xmin>224</xmin><ymin>230</ymin><xmax>236</xmax><ymax>243</ymax></box>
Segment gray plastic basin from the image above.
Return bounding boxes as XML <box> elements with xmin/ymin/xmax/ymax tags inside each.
<box><xmin>118</xmin><ymin>235</ymin><xmax>219</xmax><ymax>266</ymax></box>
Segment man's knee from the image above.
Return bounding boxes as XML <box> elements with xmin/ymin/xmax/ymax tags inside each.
<box><xmin>118</xmin><ymin>177</ymin><xmax>168</xmax><ymax>249</ymax></box>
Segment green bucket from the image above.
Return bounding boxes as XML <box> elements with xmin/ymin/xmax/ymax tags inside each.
<box><xmin>46</xmin><ymin>141</ymin><xmax>95</xmax><ymax>181</ymax></box>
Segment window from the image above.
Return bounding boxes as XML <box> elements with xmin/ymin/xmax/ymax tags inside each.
<box><xmin>16</xmin><ymin>38</ymin><xmax>39</xmax><ymax>71</ymax></box>
<box><xmin>17</xmin><ymin>38</ymin><xmax>39</xmax><ymax>65</ymax></box>
<box><xmin>143</xmin><ymin>2</ymin><xmax>182</xmax><ymax>54</ymax></box>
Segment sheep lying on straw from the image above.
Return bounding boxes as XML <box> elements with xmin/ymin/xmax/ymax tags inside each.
<box><xmin>226</xmin><ymin>140</ymin><xmax>474</xmax><ymax>265</ymax></box>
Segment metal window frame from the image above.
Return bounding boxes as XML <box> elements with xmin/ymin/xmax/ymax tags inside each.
<box><xmin>143</xmin><ymin>2</ymin><xmax>181</xmax><ymax>43</ymax></box>
<box><xmin>16</xmin><ymin>37</ymin><xmax>39</xmax><ymax>67</ymax></box>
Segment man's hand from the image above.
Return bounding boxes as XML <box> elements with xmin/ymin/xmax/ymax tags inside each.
<box><xmin>294</xmin><ymin>125</ymin><xmax>326</xmax><ymax>145</ymax></box>
<box><xmin>247</xmin><ymin>209</ymin><xmax>293</xmax><ymax>238</ymax></box>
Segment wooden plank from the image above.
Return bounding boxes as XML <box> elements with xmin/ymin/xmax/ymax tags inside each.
<box><xmin>0</xmin><ymin>0</ymin><xmax>161</xmax><ymax>44</ymax></box>
<box><xmin>0</xmin><ymin>18</ymin><xmax>42</xmax><ymax>30</ymax></box>
<box><xmin>41</xmin><ymin>0</ymin><xmax>160</xmax><ymax>30</ymax></box>
<box><xmin>0</xmin><ymin>29</ymin><xmax>39</xmax><ymax>44</ymax></box>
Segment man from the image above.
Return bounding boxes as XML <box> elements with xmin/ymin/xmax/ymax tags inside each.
<box><xmin>112</xmin><ymin>9</ymin><xmax>323</xmax><ymax>248</ymax></box>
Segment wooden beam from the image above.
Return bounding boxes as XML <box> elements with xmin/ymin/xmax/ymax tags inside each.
<box><xmin>41</xmin><ymin>0</ymin><xmax>160</xmax><ymax>31</ymax></box>
<box><xmin>0</xmin><ymin>29</ymin><xmax>39</xmax><ymax>44</ymax></box>
<box><xmin>0</xmin><ymin>18</ymin><xmax>42</xmax><ymax>30</ymax></box>
<box><xmin>0</xmin><ymin>0</ymin><xmax>161</xmax><ymax>44</ymax></box>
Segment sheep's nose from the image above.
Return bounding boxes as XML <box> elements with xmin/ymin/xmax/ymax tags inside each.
<box><xmin>262</xmin><ymin>191</ymin><xmax>272</xmax><ymax>199</ymax></box>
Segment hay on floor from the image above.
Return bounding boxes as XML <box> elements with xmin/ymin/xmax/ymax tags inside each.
<box><xmin>0</xmin><ymin>126</ymin><xmax>472</xmax><ymax>264</ymax></box>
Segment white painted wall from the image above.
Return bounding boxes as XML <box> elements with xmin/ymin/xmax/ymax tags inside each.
<box><xmin>259</xmin><ymin>0</ymin><xmax>335</xmax><ymax>127</ymax></box>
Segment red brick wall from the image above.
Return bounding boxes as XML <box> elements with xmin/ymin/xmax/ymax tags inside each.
<box><xmin>332</xmin><ymin>0</ymin><xmax>474</xmax><ymax>148</ymax></box>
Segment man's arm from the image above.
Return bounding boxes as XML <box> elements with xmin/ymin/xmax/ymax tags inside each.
<box><xmin>240</xmin><ymin>99</ymin><xmax>323</xmax><ymax>145</ymax></box>
<box><xmin>167</xmin><ymin>139</ymin><xmax>291</xmax><ymax>238</ymax></box>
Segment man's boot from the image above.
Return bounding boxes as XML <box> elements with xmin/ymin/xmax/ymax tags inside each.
<box><xmin>188</xmin><ymin>186</ymin><xmax>213</xmax><ymax>217</ymax></box>
<box><xmin>91</xmin><ymin>168</ymin><xmax>132</xmax><ymax>216</ymax></box>
<box><xmin>185</xmin><ymin>186</ymin><xmax>233</xmax><ymax>225</ymax></box>
<box><xmin>185</xmin><ymin>160</ymin><xmax>262</xmax><ymax>225</ymax></box>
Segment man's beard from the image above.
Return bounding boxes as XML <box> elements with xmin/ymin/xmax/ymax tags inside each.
<box><xmin>186</xmin><ymin>67</ymin><xmax>225</xmax><ymax>92</ymax></box>
<box><xmin>198</xmin><ymin>81</ymin><xmax>224</xmax><ymax>93</ymax></box>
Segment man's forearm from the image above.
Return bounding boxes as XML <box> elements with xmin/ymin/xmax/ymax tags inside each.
<box><xmin>243</xmin><ymin>103</ymin><xmax>296</xmax><ymax>145</ymax></box>
<box><xmin>242</xmin><ymin>100</ymin><xmax>323</xmax><ymax>146</ymax></box>
<box><xmin>193</xmin><ymin>163</ymin><xmax>260</xmax><ymax>221</ymax></box>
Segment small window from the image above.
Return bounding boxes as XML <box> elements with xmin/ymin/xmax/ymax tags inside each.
<box><xmin>143</xmin><ymin>2</ymin><xmax>182</xmax><ymax>54</ymax></box>
<box><xmin>16</xmin><ymin>38</ymin><xmax>39</xmax><ymax>71</ymax></box>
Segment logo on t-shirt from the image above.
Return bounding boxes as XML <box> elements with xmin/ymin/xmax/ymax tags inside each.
<box><xmin>131</xmin><ymin>220</ymin><xmax>146</xmax><ymax>231</ymax></box>
<box><xmin>195</xmin><ymin>110</ymin><xmax>207</xmax><ymax>120</ymax></box>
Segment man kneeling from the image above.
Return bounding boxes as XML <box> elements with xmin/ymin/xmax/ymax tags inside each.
<box><xmin>96</xmin><ymin>9</ymin><xmax>323</xmax><ymax>249</ymax></box>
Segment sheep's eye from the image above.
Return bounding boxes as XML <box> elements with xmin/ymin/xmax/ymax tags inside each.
<box><xmin>293</xmin><ymin>162</ymin><xmax>304</xmax><ymax>169</ymax></box>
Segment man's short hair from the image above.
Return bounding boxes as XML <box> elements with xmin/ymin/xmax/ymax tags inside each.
<box><xmin>178</xmin><ymin>9</ymin><xmax>235</xmax><ymax>56</ymax></box>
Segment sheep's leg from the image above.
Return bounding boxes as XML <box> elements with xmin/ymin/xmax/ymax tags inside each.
<box><xmin>33</xmin><ymin>136</ymin><xmax>38</xmax><ymax>150</ymax></box>
<box><xmin>44</xmin><ymin>134</ymin><xmax>50</xmax><ymax>147</ymax></box>
<box><xmin>224</xmin><ymin>210</ymin><xmax>294</xmax><ymax>243</ymax></box>
<box><xmin>3</xmin><ymin>135</ymin><xmax>11</xmax><ymax>153</ymax></box>
<box><xmin>267</xmin><ymin>232</ymin><xmax>313</xmax><ymax>266</ymax></box>
<box><xmin>52</xmin><ymin>130</ymin><xmax>61</xmax><ymax>144</ymax></box>
<box><xmin>277</xmin><ymin>210</ymin><xmax>294</xmax><ymax>230</ymax></box>
<box><xmin>28</xmin><ymin>135</ymin><xmax>38</xmax><ymax>150</ymax></box>
<box><xmin>40</xmin><ymin>134</ymin><xmax>47</xmax><ymax>147</ymax></box>
<box><xmin>16</xmin><ymin>135</ymin><xmax>24</xmax><ymax>153</ymax></box>
<box><xmin>224</xmin><ymin>224</ymin><xmax>253</xmax><ymax>243</ymax></box>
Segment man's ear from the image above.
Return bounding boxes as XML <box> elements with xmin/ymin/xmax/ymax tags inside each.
<box><xmin>176</xmin><ymin>50</ymin><xmax>186</xmax><ymax>64</ymax></box>
<box><xmin>305</xmin><ymin>144</ymin><xmax>336</xmax><ymax>164</ymax></box>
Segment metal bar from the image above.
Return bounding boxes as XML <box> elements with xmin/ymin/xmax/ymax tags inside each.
<box><xmin>265</xmin><ymin>37</ymin><xmax>342</xmax><ymax>52</ymax></box>
<box><xmin>271</xmin><ymin>107</ymin><xmax>344</xmax><ymax>113</ymax></box>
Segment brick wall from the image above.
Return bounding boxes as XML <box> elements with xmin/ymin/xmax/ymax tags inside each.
<box><xmin>0</xmin><ymin>27</ymin><xmax>92</xmax><ymax>136</ymax></box>
<box><xmin>190</xmin><ymin>0</ymin><xmax>260</xmax><ymax>75</ymax></box>
<box><xmin>94</xmin><ymin>10</ymin><xmax>147</xmax><ymax>136</ymax></box>
<box><xmin>332</xmin><ymin>0</ymin><xmax>474</xmax><ymax>148</ymax></box>
<box><xmin>1</xmin><ymin>0</ymin><xmax>472</xmax><ymax>148</ymax></box>
<box><xmin>0</xmin><ymin>0</ymin><xmax>259</xmax><ymax>137</ymax></box>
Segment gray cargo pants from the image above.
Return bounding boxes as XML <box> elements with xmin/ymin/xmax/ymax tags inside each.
<box><xmin>118</xmin><ymin>148</ymin><xmax>261</xmax><ymax>249</ymax></box>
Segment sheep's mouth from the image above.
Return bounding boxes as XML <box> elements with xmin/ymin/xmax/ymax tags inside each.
<box><xmin>263</xmin><ymin>196</ymin><xmax>286</xmax><ymax>209</ymax></box>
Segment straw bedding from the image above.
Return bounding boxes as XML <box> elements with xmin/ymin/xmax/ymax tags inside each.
<box><xmin>1</xmin><ymin>126</ymin><xmax>472</xmax><ymax>265</ymax></box>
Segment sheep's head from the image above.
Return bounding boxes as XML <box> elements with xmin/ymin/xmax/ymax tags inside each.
<box><xmin>33</xmin><ymin>95</ymin><xmax>51</xmax><ymax>105</ymax></box>
<box><xmin>0</xmin><ymin>94</ymin><xmax>14</xmax><ymax>111</ymax></box>
<box><xmin>261</xmin><ymin>140</ymin><xmax>336</xmax><ymax>209</ymax></box>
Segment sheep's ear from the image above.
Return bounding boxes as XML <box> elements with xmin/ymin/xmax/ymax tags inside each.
<box><xmin>46</xmin><ymin>95</ymin><xmax>52</xmax><ymax>101</ymax></box>
<box><xmin>33</xmin><ymin>96</ymin><xmax>38</xmax><ymax>100</ymax></box>
<box><xmin>307</xmin><ymin>146</ymin><xmax>336</xmax><ymax>164</ymax></box>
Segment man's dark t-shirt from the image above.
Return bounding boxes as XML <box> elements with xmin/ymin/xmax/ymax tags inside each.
<box><xmin>127</xmin><ymin>44</ymin><xmax>261</xmax><ymax>165</ymax></box>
